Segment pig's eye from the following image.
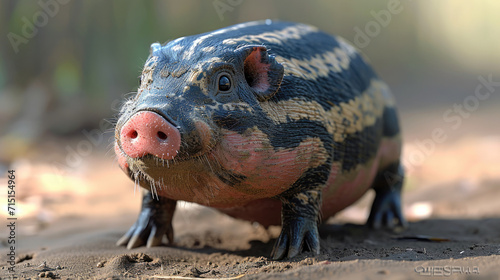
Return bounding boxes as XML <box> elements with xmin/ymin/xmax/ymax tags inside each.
<box><xmin>218</xmin><ymin>74</ymin><xmax>232</xmax><ymax>92</ymax></box>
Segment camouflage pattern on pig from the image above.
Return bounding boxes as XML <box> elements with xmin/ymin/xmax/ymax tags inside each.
<box><xmin>114</xmin><ymin>20</ymin><xmax>407</xmax><ymax>260</ymax></box>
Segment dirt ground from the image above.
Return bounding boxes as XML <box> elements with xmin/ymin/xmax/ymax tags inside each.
<box><xmin>1</xmin><ymin>106</ymin><xmax>500</xmax><ymax>280</ymax></box>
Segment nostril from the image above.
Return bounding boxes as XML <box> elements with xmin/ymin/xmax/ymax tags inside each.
<box><xmin>128</xmin><ymin>130</ymin><xmax>138</xmax><ymax>139</ymax></box>
<box><xmin>157</xmin><ymin>131</ymin><xmax>168</xmax><ymax>140</ymax></box>
<box><xmin>120</xmin><ymin>111</ymin><xmax>181</xmax><ymax>160</ymax></box>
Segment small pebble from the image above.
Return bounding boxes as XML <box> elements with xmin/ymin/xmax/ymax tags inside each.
<box><xmin>190</xmin><ymin>267</ymin><xmax>202</xmax><ymax>277</ymax></box>
<box><xmin>38</xmin><ymin>271</ymin><xmax>55</xmax><ymax>278</ymax></box>
<box><xmin>300</xmin><ymin>258</ymin><xmax>314</xmax><ymax>265</ymax></box>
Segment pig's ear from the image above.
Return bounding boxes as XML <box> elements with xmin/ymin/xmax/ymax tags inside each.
<box><xmin>236</xmin><ymin>45</ymin><xmax>284</xmax><ymax>101</ymax></box>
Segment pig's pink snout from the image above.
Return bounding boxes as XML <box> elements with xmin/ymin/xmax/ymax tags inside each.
<box><xmin>120</xmin><ymin>111</ymin><xmax>181</xmax><ymax>160</ymax></box>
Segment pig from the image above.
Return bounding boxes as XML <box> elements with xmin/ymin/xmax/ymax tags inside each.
<box><xmin>114</xmin><ymin>20</ymin><xmax>406</xmax><ymax>259</ymax></box>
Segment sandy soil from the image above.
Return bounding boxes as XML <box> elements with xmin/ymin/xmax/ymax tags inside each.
<box><xmin>1</xmin><ymin>108</ymin><xmax>500</xmax><ymax>280</ymax></box>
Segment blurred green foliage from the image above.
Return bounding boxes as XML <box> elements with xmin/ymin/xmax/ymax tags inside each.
<box><xmin>1</xmin><ymin>0</ymin><xmax>499</xmax><ymax>137</ymax></box>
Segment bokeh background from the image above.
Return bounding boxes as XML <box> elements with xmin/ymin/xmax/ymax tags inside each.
<box><xmin>1</xmin><ymin>0</ymin><xmax>499</xmax><ymax>241</ymax></box>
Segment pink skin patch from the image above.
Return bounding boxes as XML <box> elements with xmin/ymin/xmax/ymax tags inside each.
<box><xmin>320</xmin><ymin>162</ymin><xmax>378</xmax><ymax>218</ymax></box>
<box><xmin>210</xmin><ymin>129</ymin><xmax>323</xmax><ymax>199</ymax></box>
<box><xmin>119</xmin><ymin>111</ymin><xmax>181</xmax><ymax>160</ymax></box>
<box><xmin>218</xmin><ymin>137</ymin><xmax>402</xmax><ymax>226</ymax></box>
<box><xmin>245</xmin><ymin>47</ymin><xmax>270</xmax><ymax>93</ymax></box>
<box><xmin>218</xmin><ymin>198</ymin><xmax>282</xmax><ymax>228</ymax></box>
<box><xmin>320</xmin><ymin>137</ymin><xmax>402</xmax><ymax>218</ymax></box>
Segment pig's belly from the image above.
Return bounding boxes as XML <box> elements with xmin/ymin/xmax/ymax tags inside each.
<box><xmin>216</xmin><ymin>158</ymin><xmax>379</xmax><ymax>227</ymax></box>
<box><xmin>217</xmin><ymin>137</ymin><xmax>400</xmax><ymax>226</ymax></box>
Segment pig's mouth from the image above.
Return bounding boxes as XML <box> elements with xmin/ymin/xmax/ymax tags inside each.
<box><xmin>116</xmin><ymin>140</ymin><xmax>220</xmax><ymax>181</ymax></box>
<box><xmin>117</xmin><ymin>137</ymin><xmax>218</xmax><ymax>164</ymax></box>
<box><xmin>119</xmin><ymin>147</ymin><xmax>226</xmax><ymax>202</ymax></box>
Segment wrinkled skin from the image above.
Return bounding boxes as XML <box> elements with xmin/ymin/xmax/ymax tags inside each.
<box><xmin>115</xmin><ymin>20</ymin><xmax>407</xmax><ymax>260</ymax></box>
